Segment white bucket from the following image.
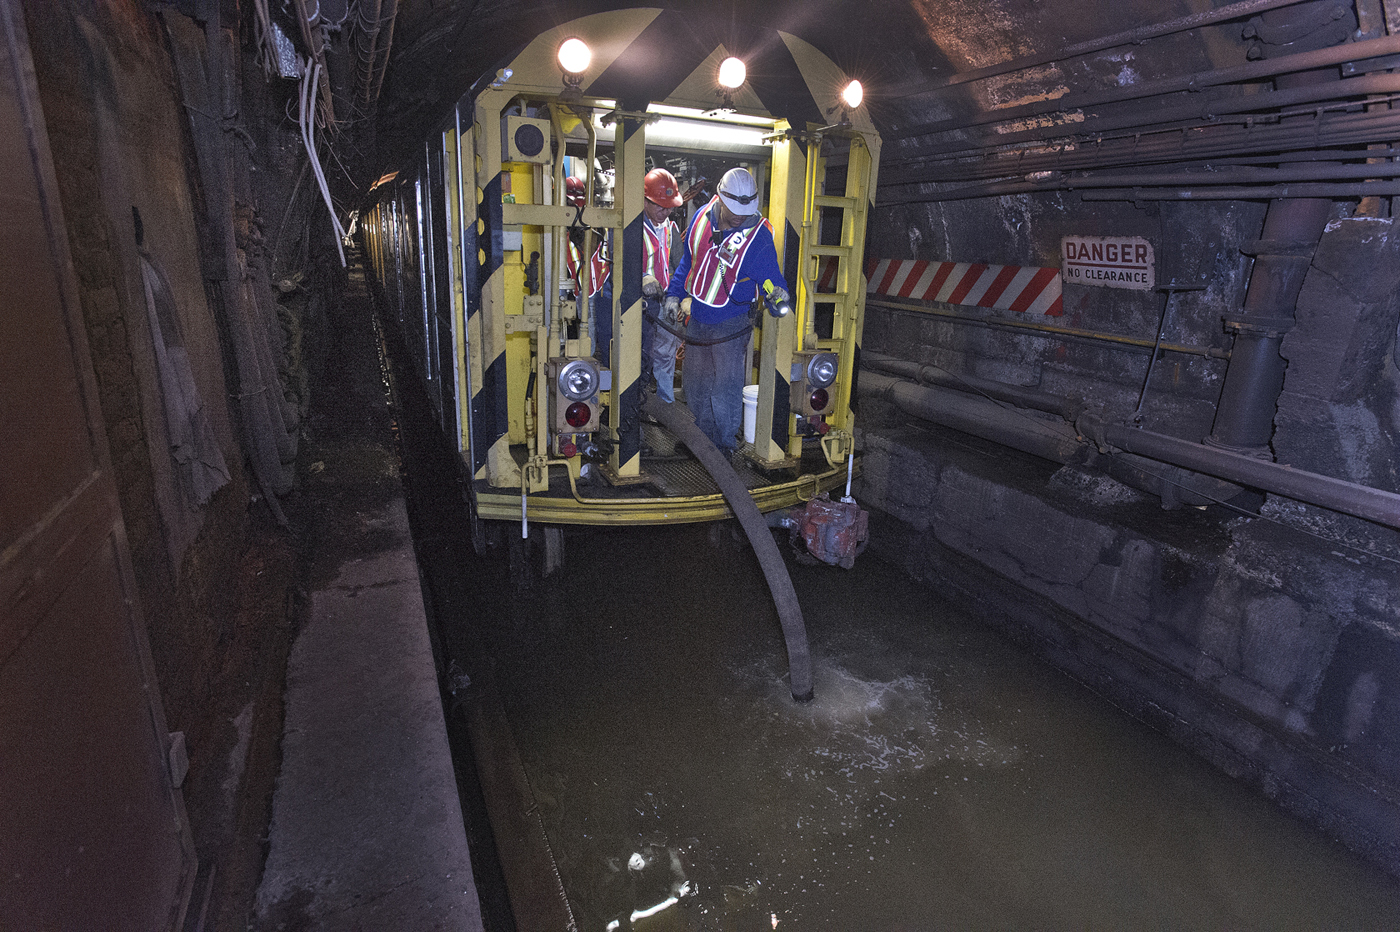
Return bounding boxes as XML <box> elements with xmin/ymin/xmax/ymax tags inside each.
<box><xmin>742</xmin><ymin>384</ymin><xmax>760</xmax><ymax>444</ymax></box>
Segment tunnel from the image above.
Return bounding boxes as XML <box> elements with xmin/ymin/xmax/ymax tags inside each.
<box><xmin>3</xmin><ymin>0</ymin><xmax>1400</xmax><ymax>929</ymax></box>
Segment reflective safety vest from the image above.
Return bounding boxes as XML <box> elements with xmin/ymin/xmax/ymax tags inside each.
<box><xmin>588</xmin><ymin>242</ymin><xmax>610</xmax><ymax>297</ymax></box>
<box><xmin>564</xmin><ymin>236</ymin><xmax>609</xmax><ymax>297</ymax></box>
<box><xmin>684</xmin><ymin>196</ymin><xmax>770</xmax><ymax>307</ymax></box>
<box><xmin>644</xmin><ymin>216</ymin><xmax>676</xmax><ymax>285</ymax></box>
<box><xmin>565</xmin><ymin>239</ymin><xmax>583</xmax><ymax>282</ymax></box>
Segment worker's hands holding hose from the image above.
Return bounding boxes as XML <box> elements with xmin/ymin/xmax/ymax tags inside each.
<box><xmin>664</xmin><ymin>294</ymin><xmax>689</xmax><ymax>326</ymax></box>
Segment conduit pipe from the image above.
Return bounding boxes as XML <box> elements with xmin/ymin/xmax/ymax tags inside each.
<box><xmin>648</xmin><ymin>399</ymin><xmax>815</xmax><ymax>702</ymax></box>
<box><xmin>859</xmin><ymin>369</ymin><xmax>1400</xmax><ymax>532</ymax></box>
<box><xmin>1092</xmin><ymin>416</ymin><xmax>1400</xmax><ymax>529</ymax></box>
<box><xmin>892</xmin><ymin>161</ymin><xmax>1400</xmax><ymax>203</ymax></box>
<box><xmin>355</xmin><ymin>0</ymin><xmax>385</xmax><ymax>112</ymax></box>
<box><xmin>367</xmin><ymin>0</ymin><xmax>399</xmax><ymax>114</ymax></box>
<box><xmin>1019</xmin><ymin>160</ymin><xmax>1400</xmax><ymax>188</ymax></box>
<box><xmin>886</xmin><ymin>73</ymin><xmax>1400</xmax><ymax>169</ymax></box>
<box><xmin>868</xmin><ymin>297</ymin><xmax>1229</xmax><ymax>359</ymax></box>
<box><xmin>881</xmin><ymin>110</ymin><xmax>1400</xmax><ymax>202</ymax></box>
<box><xmin>863</xmin><ymin>352</ymin><xmax>1082</xmax><ymax>420</ymax></box>
<box><xmin>1208</xmin><ymin>1</ymin><xmax>1343</xmax><ymax>454</ymax></box>
<box><xmin>895</xmin><ymin>0</ymin><xmax>1311</xmax><ymax>99</ymax></box>
<box><xmin>895</xmin><ymin>31</ymin><xmax>1400</xmax><ymax>143</ymax></box>
<box><xmin>885</xmin><ymin>106</ymin><xmax>1400</xmax><ymax>188</ymax></box>
<box><xmin>1083</xmin><ymin>183</ymin><xmax>1400</xmax><ymax>200</ymax></box>
<box><xmin>978</xmin><ymin>107</ymin><xmax>1400</xmax><ymax>175</ymax></box>
<box><xmin>859</xmin><ymin>370</ymin><xmax>1085</xmax><ymax>465</ymax></box>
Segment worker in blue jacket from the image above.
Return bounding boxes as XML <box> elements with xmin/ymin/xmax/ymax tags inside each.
<box><xmin>665</xmin><ymin>167</ymin><xmax>789</xmax><ymax>457</ymax></box>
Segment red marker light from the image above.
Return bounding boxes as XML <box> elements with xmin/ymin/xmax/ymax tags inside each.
<box><xmin>560</xmin><ymin>438</ymin><xmax>578</xmax><ymax>458</ymax></box>
<box><xmin>810</xmin><ymin>388</ymin><xmax>829</xmax><ymax>412</ymax></box>
<box><xmin>565</xmin><ymin>402</ymin><xmax>591</xmax><ymax>428</ymax></box>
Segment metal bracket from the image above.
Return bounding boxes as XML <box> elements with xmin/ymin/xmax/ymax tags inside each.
<box><xmin>598</xmin><ymin>109</ymin><xmax>658</xmax><ymax>127</ymax></box>
<box><xmin>504</xmin><ymin>306</ymin><xmax>544</xmax><ymax>333</ymax></box>
<box><xmin>524</xmin><ymin>455</ymin><xmax>549</xmax><ymax>493</ymax></box>
<box><xmin>1133</xmin><ymin>281</ymin><xmax>1207</xmax><ymax>423</ymax></box>
<box><xmin>820</xmin><ymin>429</ymin><xmax>854</xmax><ymax>466</ymax></box>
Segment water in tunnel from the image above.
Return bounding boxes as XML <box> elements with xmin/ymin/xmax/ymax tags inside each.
<box><xmin>390</xmin><ymin>337</ymin><xmax>1400</xmax><ymax>931</ymax></box>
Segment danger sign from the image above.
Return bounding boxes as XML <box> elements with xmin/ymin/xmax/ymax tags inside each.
<box><xmin>1061</xmin><ymin>235</ymin><xmax>1155</xmax><ymax>291</ymax></box>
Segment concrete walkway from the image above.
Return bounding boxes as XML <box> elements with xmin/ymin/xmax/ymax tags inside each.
<box><xmin>252</xmin><ymin>259</ymin><xmax>484</xmax><ymax>931</ymax></box>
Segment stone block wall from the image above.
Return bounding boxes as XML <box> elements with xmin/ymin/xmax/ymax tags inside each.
<box><xmin>1276</xmin><ymin>217</ymin><xmax>1400</xmax><ymax>490</ymax></box>
<box><xmin>855</xmin><ymin>414</ymin><xmax>1400</xmax><ymax>874</ymax></box>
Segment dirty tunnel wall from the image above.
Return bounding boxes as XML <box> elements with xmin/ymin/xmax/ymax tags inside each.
<box><xmin>20</xmin><ymin>0</ymin><xmax>314</xmax><ymax>741</ymax></box>
<box><xmin>856</xmin><ymin>177</ymin><xmax>1400</xmax><ymax>876</ymax></box>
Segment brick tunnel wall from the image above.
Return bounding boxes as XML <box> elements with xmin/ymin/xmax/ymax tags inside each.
<box><xmin>856</xmin><ymin>192</ymin><xmax>1400</xmax><ymax>874</ymax></box>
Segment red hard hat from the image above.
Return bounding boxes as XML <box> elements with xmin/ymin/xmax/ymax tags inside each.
<box><xmin>565</xmin><ymin>175</ymin><xmax>586</xmax><ymax>208</ymax></box>
<box><xmin>644</xmin><ymin>168</ymin><xmax>683</xmax><ymax>208</ymax></box>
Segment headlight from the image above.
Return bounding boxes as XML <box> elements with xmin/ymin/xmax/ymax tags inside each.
<box><xmin>805</xmin><ymin>352</ymin><xmax>839</xmax><ymax>389</ymax></box>
<box><xmin>558</xmin><ymin>359</ymin><xmax>600</xmax><ymax>401</ymax></box>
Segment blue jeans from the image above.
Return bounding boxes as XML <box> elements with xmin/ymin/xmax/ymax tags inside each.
<box><xmin>643</xmin><ymin>298</ymin><xmax>681</xmax><ymax>403</ymax></box>
<box><xmin>684</xmin><ymin>317</ymin><xmax>752</xmax><ymax>453</ymax></box>
<box><xmin>591</xmin><ymin>278</ymin><xmax>612</xmax><ymax>367</ymax></box>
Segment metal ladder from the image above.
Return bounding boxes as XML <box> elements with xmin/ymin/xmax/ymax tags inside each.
<box><xmin>795</xmin><ymin>130</ymin><xmax>873</xmax><ymax>457</ymax></box>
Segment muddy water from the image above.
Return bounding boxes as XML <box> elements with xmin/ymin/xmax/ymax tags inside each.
<box><xmin>373</xmin><ymin>255</ymin><xmax>1400</xmax><ymax>930</ymax></box>
<box><xmin>449</xmin><ymin>522</ymin><xmax>1400</xmax><ymax>932</ymax></box>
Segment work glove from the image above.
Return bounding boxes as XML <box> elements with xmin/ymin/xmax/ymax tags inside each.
<box><xmin>642</xmin><ymin>274</ymin><xmax>661</xmax><ymax>298</ymax></box>
<box><xmin>664</xmin><ymin>294</ymin><xmax>682</xmax><ymax>324</ymax></box>
<box><xmin>761</xmin><ymin>280</ymin><xmax>792</xmax><ymax>318</ymax></box>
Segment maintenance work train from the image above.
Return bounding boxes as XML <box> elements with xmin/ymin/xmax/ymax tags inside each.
<box><xmin>358</xmin><ymin>9</ymin><xmax>880</xmax><ymax>569</ymax></box>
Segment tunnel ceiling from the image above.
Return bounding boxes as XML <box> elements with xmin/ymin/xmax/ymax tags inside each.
<box><xmin>373</xmin><ymin>0</ymin><xmax>946</xmax><ymax>157</ymax></box>
<box><xmin>310</xmin><ymin>0</ymin><xmax>1391</xmax><ymax>210</ymax></box>
<box><xmin>363</xmin><ymin>0</ymin><xmax>1269</xmax><ymax>181</ymax></box>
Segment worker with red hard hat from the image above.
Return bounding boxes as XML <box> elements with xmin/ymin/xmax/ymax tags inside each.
<box><xmin>564</xmin><ymin>175</ymin><xmax>586</xmax><ymax>208</ymax></box>
<box><xmin>590</xmin><ymin>167</ymin><xmax>685</xmax><ymax>389</ymax></box>
<box><xmin>639</xmin><ymin>167</ymin><xmax>684</xmax><ymax>402</ymax></box>
<box><xmin>665</xmin><ymin>166</ymin><xmax>789</xmax><ymax>458</ymax></box>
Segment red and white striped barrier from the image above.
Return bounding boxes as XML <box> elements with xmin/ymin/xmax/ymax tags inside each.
<box><xmin>834</xmin><ymin>257</ymin><xmax>1063</xmax><ymax>317</ymax></box>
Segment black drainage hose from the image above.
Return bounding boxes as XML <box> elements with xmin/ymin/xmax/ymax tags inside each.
<box><xmin>649</xmin><ymin>399</ymin><xmax>815</xmax><ymax>702</ymax></box>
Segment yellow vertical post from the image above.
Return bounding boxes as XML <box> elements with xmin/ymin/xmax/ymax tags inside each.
<box><xmin>605</xmin><ymin>112</ymin><xmax>645</xmax><ymax>481</ymax></box>
<box><xmin>459</xmin><ymin>104</ymin><xmax>487</xmax><ymax>467</ymax></box>
<box><xmin>753</xmin><ymin>121</ymin><xmax>802</xmax><ymax>465</ymax></box>
<box><xmin>472</xmin><ymin>88</ymin><xmax>520</xmax><ymax>487</ymax></box>
<box><xmin>782</xmin><ymin>126</ymin><xmax>831</xmax><ymax>458</ymax></box>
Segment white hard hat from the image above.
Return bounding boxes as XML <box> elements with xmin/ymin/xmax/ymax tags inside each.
<box><xmin>717</xmin><ymin>167</ymin><xmax>760</xmax><ymax>216</ymax></box>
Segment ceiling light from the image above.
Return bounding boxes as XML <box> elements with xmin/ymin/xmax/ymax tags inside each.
<box><xmin>558</xmin><ymin>37</ymin><xmax>591</xmax><ymax>76</ymax></box>
<box><xmin>718</xmin><ymin>57</ymin><xmax>746</xmax><ymax>90</ymax></box>
<box><xmin>841</xmin><ymin>79</ymin><xmax>863</xmax><ymax>110</ymax></box>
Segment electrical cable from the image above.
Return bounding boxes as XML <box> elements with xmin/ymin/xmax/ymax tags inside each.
<box><xmin>298</xmin><ymin>57</ymin><xmax>346</xmax><ymax>265</ymax></box>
